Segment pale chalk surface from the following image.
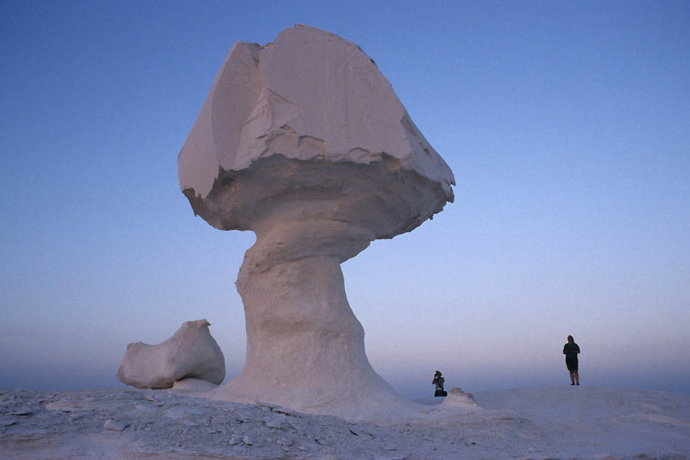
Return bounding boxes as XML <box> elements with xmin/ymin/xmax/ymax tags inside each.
<box><xmin>178</xmin><ymin>24</ymin><xmax>454</xmax><ymax>201</ymax></box>
<box><xmin>1</xmin><ymin>386</ymin><xmax>688</xmax><ymax>459</ymax></box>
<box><xmin>177</xmin><ymin>24</ymin><xmax>455</xmax><ymax>419</ymax></box>
<box><xmin>117</xmin><ymin>319</ymin><xmax>225</xmax><ymax>389</ymax></box>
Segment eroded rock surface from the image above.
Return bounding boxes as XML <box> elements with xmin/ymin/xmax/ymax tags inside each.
<box><xmin>178</xmin><ymin>25</ymin><xmax>454</xmax><ymax>419</ymax></box>
<box><xmin>442</xmin><ymin>387</ymin><xmax>479</xmax><ymax>410</ymax></box>
<box><xmin>179</xmin><ymin>24</ymin><xmax>454</xmax><ymax>206</ymax></box>
<box><xmin>2</xmin><ymin>387</ymin><xmax>688</xmax><ymax>459</ymax></box>
<box><xmin>117</xmin><ymin>319</ymin><xmax>225</xmax><ymax>389</ymax></box>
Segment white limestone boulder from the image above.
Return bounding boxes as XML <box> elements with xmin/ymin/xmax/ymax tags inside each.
<box><xmin>117</xmin><ymin>319</ymin><xmax>225</xmax><ymax>389</ymax></box>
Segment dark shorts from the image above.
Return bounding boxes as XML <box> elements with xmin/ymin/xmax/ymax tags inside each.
<box><xmin>566</xmin><ymin>357</ymin><xmax>578</xmax><ymax>371</ymax></box>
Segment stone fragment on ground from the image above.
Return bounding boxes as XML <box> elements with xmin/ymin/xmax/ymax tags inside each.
<box><xmin>117</xmin><ymin>319</ymin><xmax>225</xmax><ymax>389</ymax></box>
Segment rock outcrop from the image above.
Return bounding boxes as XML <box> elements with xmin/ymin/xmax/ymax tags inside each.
<box><xmin>117</xmin><ymin>319</ymin><xmax>225</xmax><ymax>389</ymax></box>
<box><xmin>178</xmin><ymin>25</ymin><xmax>454</xmax><ymax>419</ymax></box>
<box><xmin>442</xmin><ymin>387</ymin><xmax>479</xmax><ymax>410</ymax></box>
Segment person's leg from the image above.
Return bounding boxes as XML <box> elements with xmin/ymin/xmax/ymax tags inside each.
<box><xmin>569</xmin><ymin>370</ymin><xmax>575</xmax><ymax>385</ymax></box>
<box><xmin>574</xmin><ymin>371</ymin><xmax>579</xmax><ymax>385</ymax></box>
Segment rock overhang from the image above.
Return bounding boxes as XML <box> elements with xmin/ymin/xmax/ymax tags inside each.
<box><xmin>183</xmin><ymin>153</ymin><xmax>451</xmax><ymax>240</ymax></box>
<box><xmin>178</xmin><ymin>24</ymin><xmax>454</xmax><ymax>233</ymax></box>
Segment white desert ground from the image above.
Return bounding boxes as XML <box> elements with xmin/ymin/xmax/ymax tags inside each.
<box><xmin>1</xmin><ymin>384</ymin><xmax>689</xmax><ymax>459</ymax></box>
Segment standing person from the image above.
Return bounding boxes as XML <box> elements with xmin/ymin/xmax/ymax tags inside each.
<box><xmin>432</xmin><ymin>370</ymin><xmax>446</xmax><ymax>397</ymax></box>
<box><xmin>563</xmin><ymin>335</ymin><xmax>580</xmax><ymax>385</ymax></box>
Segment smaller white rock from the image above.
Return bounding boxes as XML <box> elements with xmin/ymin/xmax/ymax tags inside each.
<box><xmin>117</xmin><ymin>319</ymin><xmax>225</xmax><ymax>389</ymax></box>
<box><xmin>13</xmin><ymin>408</ymin><xmax>34</xmax><ymax>416</ymax></box>
<box><xmin>104</xmin><ymin>419</ymin><xmax>126</xmax><ymax>431</ymax></box>
<box><xmin>264</xmin><ymin>415</ymin><xmax>287</xmax><ymax>429</ymax></box>
<box><xmin>172</xmin><ymin>378</ymin><xmax>219</xmax><ymax>392</ymax></box>
<box><xmin>442</xmin><ymin>387</ymin><xmax>480</xmax><ymax>410</ymax></box>
<box><xmin>228</xmin><ymin>435</ymin><xmax>242</xmax><ymax>445</ymax></box>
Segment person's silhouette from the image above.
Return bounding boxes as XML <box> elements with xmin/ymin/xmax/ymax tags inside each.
<box><xmin>432</xmin><ymin>370</ymin><xmax>446</xmax><ymax>397</ymax></box>
<box><xmin>563</xmin><ymin>335</ymin><xmax>580</xmax><ymax>385</ymax></box>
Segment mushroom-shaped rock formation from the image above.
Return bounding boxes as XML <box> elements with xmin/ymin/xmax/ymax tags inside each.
<box><xmin>117</xmin><ymin>319</ymin><xmax>225</xmax><ymax>389</ymax></box>
<box><xmin>178</xmin><ymin>25</ymin><xmax>454</xmax><ymax>419</ymax></box>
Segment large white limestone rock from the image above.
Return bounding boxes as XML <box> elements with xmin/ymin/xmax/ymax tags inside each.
<box><xmin>117</xmin><ymin>319</ymin><xmax>225</xmax><ymax>389</ymax></box>
<box><xmin>179</xmin><ymin>24</ymin><xmax>454</xmax><ymax>224</ymax></box>
<box><xmin>178</xmin><ymin>25</ymin><xmax>454</xmax><ymax>420</ymax></box>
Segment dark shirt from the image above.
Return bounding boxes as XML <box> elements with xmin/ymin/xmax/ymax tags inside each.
<box><xmin>563</xmin><ymin>342</ymin><xmax>580</xmax><ymax>360</ymax></box>
<box><xmin>433</xmin><ymin>376</ymin><xmax>445</xmax><ymax>390</ymax></box>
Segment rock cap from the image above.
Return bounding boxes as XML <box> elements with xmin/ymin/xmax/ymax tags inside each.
<box><xmin>178</xmin><ymin>24</ymin><xmax>454</xmax><ymax>202</ymax></box>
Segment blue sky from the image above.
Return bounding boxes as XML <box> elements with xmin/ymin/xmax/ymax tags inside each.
<box><xmin>1</xmin><ymin>0</ymin><xmax>689</xmax><ymax>398</ymax></box>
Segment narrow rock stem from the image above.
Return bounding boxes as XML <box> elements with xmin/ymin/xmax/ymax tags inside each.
<box><xmin>213</xmin><ymin>218</ymin><xmax>401</xmax><ymax>415</ymax></box>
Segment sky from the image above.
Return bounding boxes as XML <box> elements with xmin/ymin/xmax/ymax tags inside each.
<box><xmin>1</xmin><ymin>0</ymin><xmax>689</xmax><ymax>398</ymax></box>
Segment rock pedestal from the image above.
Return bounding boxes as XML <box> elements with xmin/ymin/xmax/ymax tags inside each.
<box><xmin>178</xmin><ymin>25</ymin><xmax>454</xmax><ymax>419</ymax></box>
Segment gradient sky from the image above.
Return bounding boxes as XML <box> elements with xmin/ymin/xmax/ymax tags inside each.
<box><xmin>1</xmin><ymin>0</ymin><xmax>689</xmax><ymax>398</ymax></box>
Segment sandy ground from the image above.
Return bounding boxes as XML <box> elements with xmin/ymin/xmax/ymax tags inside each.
<box><xmin>1</xmin><ymin>385</ymin><xmax>688</xmax><ymax>459</ymax></box>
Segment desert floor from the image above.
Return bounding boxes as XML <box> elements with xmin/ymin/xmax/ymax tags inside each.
<box><xmin>1</xmin><ymin>385</ymin><xmax>689</xmax><ymax>459</ymax></box>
